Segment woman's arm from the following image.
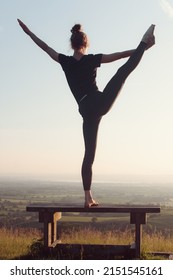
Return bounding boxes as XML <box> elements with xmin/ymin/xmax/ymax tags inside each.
<box><xmin>101</xmin><ymin>49</ymin><xmax>135</xmax><ymax>63</ymax></box>
<box><xmin>17</xmin><ymin>19</ymin><xmax>59</xmax><ymax>63</ymax></box>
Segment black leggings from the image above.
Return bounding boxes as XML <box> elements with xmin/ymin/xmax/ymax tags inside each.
<box><xmin>79</xmin><ymin>42</ymin><xmax>146</xmax><ymax>190</ymax></box>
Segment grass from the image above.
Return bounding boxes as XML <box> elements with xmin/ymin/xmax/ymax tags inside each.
<box><xmin>0</xmin><ymin>227</ymin><xmax>41</xmax><ymax>260</ymax></box>
<box><xmin>142</xmin><ymin>231</ymin><xmax>173</xmax><ymax>253</ymax></box>
<box><xmin>61</xmin><ymin>227</ymin><xmax>173</xmax><ymax>252</ymax></box>
<box><xmin>60</xmin><ymin>227</ymin><xmax>133</xmax><ymax>245</ymax></box>
<box><xmin>0</xmin><ymin>227</ymin><xmax>173</xmax><ymax>260</ymax></box>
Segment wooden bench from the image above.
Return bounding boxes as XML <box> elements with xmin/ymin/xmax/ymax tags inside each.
<box><xmin>26</xmin><ymin>204</ymin><xmax>160</xmax><ymax>259</ymax></box>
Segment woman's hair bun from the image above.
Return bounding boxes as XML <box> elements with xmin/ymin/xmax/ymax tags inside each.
<box><xmin>71</xmin><ymin>24</ymin><xmax>82</xmax><ymax>34</ymax></box>
<box><xmin>70</xmin><ymin>23</ymin><xmax>88</xmax><ymax>50</ymax></box>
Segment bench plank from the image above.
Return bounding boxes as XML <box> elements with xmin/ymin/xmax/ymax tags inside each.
<box><xmin>27</xmin><ymin>204</ymin><xmax>160</xmax><ymax>213</ymax></box>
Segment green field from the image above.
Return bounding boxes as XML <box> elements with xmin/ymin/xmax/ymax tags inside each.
<box><xmin>1</xmin><ymin>180</ymin><xmax>173</xmax><ymax>232</ymax></box>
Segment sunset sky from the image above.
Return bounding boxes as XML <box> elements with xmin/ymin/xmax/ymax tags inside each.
<box><xmin>1</xmin><ymin>0</ymin><xmax>173</xmax><ymax>182</ymax></box>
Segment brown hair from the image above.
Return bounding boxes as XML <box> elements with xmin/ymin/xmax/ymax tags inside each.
<box><xmin>70</xmin><ymin>24</ymin><xmax>89</xmax><ymax>50</ymax></box>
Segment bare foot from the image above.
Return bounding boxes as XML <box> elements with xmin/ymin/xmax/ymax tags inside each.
<box><xmin>142</xmin><ymin>24</ymin><xmax>155</xmax><ymax>44</ymax></box>
<box><xmin>84</xmin><ymin>200</ymin><xmax>99</xmax><ymax>208</ymax></box>
<box><xmin>84</xmin><ymin>190</ymin><xmax>99</xmax><ymax>207</ymax></box>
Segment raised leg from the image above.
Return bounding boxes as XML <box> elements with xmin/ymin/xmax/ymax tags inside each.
<box><xmin>100</xmin><ymin>42</ymin><xmax>147</xmax><ymax>115</ymax></box>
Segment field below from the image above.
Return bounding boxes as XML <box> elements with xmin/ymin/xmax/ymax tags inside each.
<box><xmin>0</xmin><ymin>180</ymin><xmax>173</xmax><ymax>259</ymax></box>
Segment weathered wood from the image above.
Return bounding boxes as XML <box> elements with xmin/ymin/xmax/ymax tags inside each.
<box><xmin>27</xmin><ymin>204</ymin><xmax>160</xmax><ymax>214</ymax></box>
<box><xmin>39</xmin><ymin>212</ymin><xmax>61</xmax><ymax>223</ymax></box>
<box><xmin>38</xmin><ymin>212</ymin><xmax>62</xmax><ymax>247</ymax></box>
<box><xmin>150</xmin><ymin>252</ymin><xmax>173</xmax><ymax>260</ymax></box>
<box><xmin>130</xmin><ymin>212</ymin><xmax>147</xmax><ymax>258</ymax></box>
<box><xmin>130</xmin><ymin>212</ymin><xmax>146</xmax><ymax>224</ymax></box>
<box><xmin>50</xmin><ymin>244</ymin><xmax>135</xmax><ymax>259</ymax></box>
<box><xmin>26</xmin><ymin>204</ymin><xmax>160</xmax><ymax>258</ymax></box>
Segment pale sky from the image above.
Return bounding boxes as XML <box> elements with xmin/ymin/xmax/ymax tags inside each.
<box><xmin>1</xmin><ymin>0</ymin><xmax>173</xmax><ymax>182</ymax></box>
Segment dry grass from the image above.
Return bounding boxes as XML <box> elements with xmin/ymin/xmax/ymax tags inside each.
<box><xmin>142</xmin><ymin>232</ymin><xmax>173</xmax><ymax>253</ymax></box>
<box><xmin>0</xmin><ymin>227</ymin><xmax>41</xmax><ymax>260</ymax></box>
<box><xmin>0</xmin><ymin>227</ymin><xmax>173</xmax><ymax>259</ymax></box>
<box><xmin>61</xmin><ymin>227</ymin><xmax>134</xmax><ymax>245</ymax></box>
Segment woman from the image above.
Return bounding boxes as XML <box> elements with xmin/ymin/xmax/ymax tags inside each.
<box><xmin>17</xmin><ymin>19</ymin><xmax>155</xmax><ymax>207</ymax></box>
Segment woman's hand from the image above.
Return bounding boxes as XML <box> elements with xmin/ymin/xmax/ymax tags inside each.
<box><xmin>17</xmin><ymin>19</ymin><xmax>30</xmax><ymax>35</ymax></box>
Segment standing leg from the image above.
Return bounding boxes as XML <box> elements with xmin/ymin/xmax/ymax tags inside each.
<box><xmin>81</xmin><ymin>117</ymin><xmax>101</xmax><ymax>206</ymax></box>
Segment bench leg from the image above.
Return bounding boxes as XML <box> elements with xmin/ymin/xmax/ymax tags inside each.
<box><xmin>130</xmin><ymin>212</ymin><xmax>146</xmax><ymax>259</ymax></box>
<box><xmin>135</xmin><ymin>222</ymin><xmax>142</xmax><ymax>259</ymax></box>
<box><xmin>39</xmin><ymin>212</ymin><xmax>61</xmax><ymax>248</ymax></box>
<box><xmin>44</xmin><ymin>220</ymin><xmax>52</xmax><ymax>247</ymax></box>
